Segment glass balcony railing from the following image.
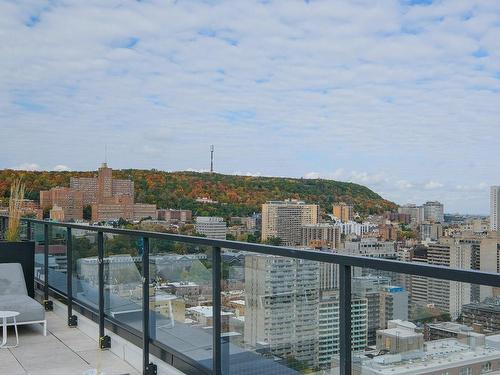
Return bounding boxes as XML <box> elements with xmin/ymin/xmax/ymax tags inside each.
<box><xmin>1</xmin><ymin>215</ymin><xmax>500</xmax><ymax>375</ymax></box>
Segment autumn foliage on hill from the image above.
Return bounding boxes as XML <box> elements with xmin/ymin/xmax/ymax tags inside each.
<box><xmin>0</xmin><ymin>169</ymin><xmax>397</xmax><ymax>217</ymax></box>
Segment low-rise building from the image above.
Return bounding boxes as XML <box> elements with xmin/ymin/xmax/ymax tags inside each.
<box><xmin>462</xmin><ymin>300</ymin><xmax>500</xmax><ymax>334</ymax></box>
<box><xmin>195</xmin><ymin>216</ymin><xmax>227</xmax><ymax>240</ymax></box>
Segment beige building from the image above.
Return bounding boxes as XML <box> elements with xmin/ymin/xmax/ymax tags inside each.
<box><xmin>301</xmin><ymin>223</ymin><xmax>341</xmax><ymax>249</ymax></box>
<box><xmin>479</xmin><ymin>235</ymin><xmax>500</xmax><ymax>300</ymax></box>
<box><xmin>333</xmin><ymin>202</ymin><xmax>354</xmax><ymax>223</ymax></box>
<box><xmin>49</xmin><ymin>205</ymin><xmax>66</xmax><ymax>221</ymax></box>
<box><xmin>261</xmin><ymin>199</ymin><xmax>319</xmax><ymax>246</ymax></box>
<box><xmin>422</xmin><ymin>238</ymin><xmax>471</xmax><ymax>319</ymax></box>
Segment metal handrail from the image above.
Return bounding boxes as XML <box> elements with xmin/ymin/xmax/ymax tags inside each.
<box><xmin>1</xmin><ymin>215</ymin><xmax>500</xmax><ymax>375</ymax></box>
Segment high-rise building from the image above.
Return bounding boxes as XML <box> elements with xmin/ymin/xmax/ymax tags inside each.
<box><xmin>422</xmin><ymin>201</ymin><xmax>444</xmax><ymax>223</ymax></box>
<box><xmin>332</xmin><ymin>202</ymin><xmax>354</xmax><ymax>223</ymax></box>
<box><xmin>67</xmin><ymin>163</ymin><xmax>154</xmax><ymax>222</ymax></box>
<box><xmin>491</xmin><ymin>186</ymin><xmax>500</xmax><ymax>232</ymax></box>
<box><xmin>195</xmin><ymin>217</ymin><xmax>227</xmax><ymax>240</ymax></box>
<box><xmin>39</xmin><ymin>187</ymin><xmax>84</xmax><ymax>221</ymax></box>
<box><xmin>398</xmin><ymin>204</ymin><xmax>422</xmax><ymax>224</ymax></box>
<box><xmin>69</xmin><ymin>177</ymin><xmax>97</xmax><ymax>206</ymax></box>
<box><xmin>426</xmin><ymin>238</ymin><xmax>471</xmax><ymax>319</ymax></box>
<box><xmin>380</xmin><ymin>286</ymin><xmax>409</xmax><ymax>330</ymax></box>
<box><xmin>420</xmin><ymin>222</ymin><xmax>443</xmax><ymax>241</ymax></box>
<box><xmin>301</xmin><ymin>223</ymin><xmax>340</xmax><ymax>249</ymax></box>
<box><xmin>478</xmin><ymin>236</ymin><xmax>500</xmax><ymax>301</ymax></box>
<box><xmin>317</xmin><ymin>290</ymin><xmax>367</xmax><ymax>369</ymax></box>
<box><xmin>70</xmin><ymin>164</ymin><xmax>134</xmax><ymax>206</ymax></box>
<box><xmin>261</xmin><ymin>200</ymin><xmax>319</xmax><ymax>246</ymax></box>
<box><xmin>244</xmin><ymin>254</ymin><xmax>320</xmax><ymax>366</ymax></box>
<box><xmin>352</xmin><ymin>276</ymin><xmax>408</xmax><ymax>345</ymax></box>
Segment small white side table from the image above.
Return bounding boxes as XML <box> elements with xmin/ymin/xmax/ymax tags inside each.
<box><xmin>0</xmin><ymin>311</ymin><xmax>19</xmax><ymax>349</ymax></box>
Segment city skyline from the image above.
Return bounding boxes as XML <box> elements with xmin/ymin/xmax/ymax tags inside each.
<box><xmin>2</xmin><ymin>1</ymin><xmax>500</xmax><ymax>214</ymax></box>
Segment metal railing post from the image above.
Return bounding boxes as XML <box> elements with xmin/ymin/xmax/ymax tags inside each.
<box><xmin>142</xmin><ymin>237</ymin><xmax>157</xmax><ymax>375</ymax></box>
<box><xmin>339</xmin><ymin>264</ymin><xmax>352</xmax><ymax>375</ymax></box>
<box><xmin>212</xmin><ymin>246</ymin><xmax>222</xmax><ymax>375</ymax></box>
<box><xmin>43</xmin><ymin>223</ymin><xmax>53</xmax><ymax>311</ymax></box>
<box><xmin>98</xmin><ymin>231</ymin><xmax>110</xmax><ymax>349</ymax></box>
<box><xmin>67</xmin><ymin>228</ymin><xmax>77</xmax><ymax>327</ymax></box>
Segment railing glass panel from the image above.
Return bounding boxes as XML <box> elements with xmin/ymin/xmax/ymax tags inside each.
<box><xmin>103</xmin><ymin>233</ymin><xmax>144</xmax><ymax>330</ymax></box>
<box><xmin>71</xmin><ymin>230</ymin><xmax>99</xmax><ymax>310</ymax></box>
<box><xmin>351</xmin><ymin>266</ymin><xmax>500</xmax><ymax>375</ymax></box>
<box><xmin>149</xmin><ymin>238</ymin><xmax>214</xmax><ymax>372</ymax></box>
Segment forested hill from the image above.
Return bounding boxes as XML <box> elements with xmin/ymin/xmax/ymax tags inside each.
<box><xmin>0</xmin><ymin>169</ymin><xmax>397</xmax><ymax>217</ymax></box>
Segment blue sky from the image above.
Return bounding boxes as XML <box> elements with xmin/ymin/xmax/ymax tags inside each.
<box><xmin>1</xmin><ymin>0</ymin><xmax>499</xmax><ymax>214</ymax></box>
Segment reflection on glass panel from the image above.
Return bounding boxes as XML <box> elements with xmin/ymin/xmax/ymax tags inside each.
<box><xmin>34</xmin><ymin>223</ymin><xmax>45</xmax><ymax>281</ymax></box>
<box><xmin>19</xmin><ymin>221</ymin><xmax>28</xmax><ymax>240</ymax></box>
<box><xmin>351</xmin><ymin>267</ymin><xmax>500</xmax><ymax>375</ymax></box>
<box><xmin>149</xmin><ymin>239</ymin><xmax>213</xmax><ymax>371</ymax></box>
<box><xmin>103</xmin><ymin>234</ymin><xmax>143</xmax><ymax>331</ymax></box>
<box><xmin>222</xmin><ymin>250</ymin><xmax>326</xmax><ymax>374</ymax></box>
<box><xmin>72</xmin><ymin>230</ymin><xmax>98</xmax><ymax>309</ymax></box>
<box><xmin>47</xmin><ymin>225</ymin><xmax>68</xmax><ymax>293</ymax></box>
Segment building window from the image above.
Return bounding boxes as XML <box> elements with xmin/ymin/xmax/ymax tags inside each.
<box><xmin>482</xmin><ymin>362</ymin><xmax>492</xmax><ymax>373</ymax></box>
<box><xmin>459</xmin><ymin>368</ymin><xmax>472</xmax><ymax>375</ymax></box>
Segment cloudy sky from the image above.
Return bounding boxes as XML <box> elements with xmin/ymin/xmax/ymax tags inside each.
<box><xmin>1</xmin><ymin>0</ymin><xmax>499</xmax><ymax>214</ymax></box>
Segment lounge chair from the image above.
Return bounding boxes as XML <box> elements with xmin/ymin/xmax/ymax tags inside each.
<box><xmin>0</xmin><ymin>263</ymin><xmax>46</xmax><ymax>335</ymax></box>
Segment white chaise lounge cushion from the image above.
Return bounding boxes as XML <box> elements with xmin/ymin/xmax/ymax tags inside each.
<box><xmin>0</xmin><ymin>294</ymin><xmax>45</xmax><ymax>323</ymax></box>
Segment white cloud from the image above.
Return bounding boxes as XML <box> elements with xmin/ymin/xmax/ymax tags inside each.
<box><xmin>304</xmin><ymin>169</ymin><xmax>344</xmax><ymax>180</ymax></box>
<box><xmin>11</xmin><ymin>163</ymin><xmax>40</xmax><ymax>171</ymax></box>
<box><xmin>52</xmin><ymin>164</ymin><xmax>71</xmax><ymax>171</ymax></box>
<box><xmin>349</xmin><ymin>171</ymin><xmax>387</xmax><ymax>185</ymax></box>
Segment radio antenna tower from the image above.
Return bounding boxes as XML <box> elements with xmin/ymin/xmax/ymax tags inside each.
<box><xmin>210</xmin><ymin>145</ymin><xmax>214</xmax><ymax>173</ymax></box>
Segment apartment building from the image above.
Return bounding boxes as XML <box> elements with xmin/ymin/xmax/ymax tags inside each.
<box><xmin>398</xmin><ymin>204</ymin><xmax>422</xmax><ymax>224</ymax></box>
<box><xmin>317</xmin><ymin>290</ymin><xmax>368</xmax><ymax>369</ymax></box>
<box><xmin>425</xmin><ymin>239</ymin><xmax>471</xmax><ymax>319</ymax></box>
<box><xmin>195</xmin><ymin>216</ymin><xmax>227</xmax><ymax>240</ymax></box>
<box><xmin>40</xmin><ymin>163</ymin><xmax>150</xmax><ymax>222</ymax></box>
<box><xmin>491</xmin><ymin>186</ymin><xmax>500</xmax><ymax>232</ymax></box>
<box><xmin>244</xmin><ymin>254</ymin><xmax>320</xmax><ymax>366</ymax></box>
<box><xmin>261</xmin><ymin>200</ymin><xmax>319</xmax><ymax>246</ymax></box>
<box><xmin>352</xmin><ymin>276</ymin><xmax>408</xmax><ymax>345</ymax></box>
<box><xmin>301</xmin><ymin>223</ymin><xmax>341</xmax><ymax>249</ymax></box>
<box><xmin>332</xmin><ymin>202</ymin><xmax>354</xmax><ymax>223</ymax></box>
<box><xmin>462</xmin><ymin>300</ymin><xmax>500</xmax><ymax>334</ymax></box>
<box><xmin>422</xmin><ymin>201</ymin><xmax>444</xmax><ymax>223</ymax></box>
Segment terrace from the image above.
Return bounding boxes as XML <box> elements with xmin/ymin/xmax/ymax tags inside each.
<box><xmin>1</xmin><ymin>216</ymin><xmax>500</xmax><ymax>375</ymax></box>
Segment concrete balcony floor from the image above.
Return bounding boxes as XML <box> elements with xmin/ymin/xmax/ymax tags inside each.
<box><xmin>0</xmin><ymin>311</ymin><xmax>140</xmax><ymax>375</ymax></box>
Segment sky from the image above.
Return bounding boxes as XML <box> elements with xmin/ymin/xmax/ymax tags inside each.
<box><xmin>1</xmin><ymin>0</ymin><xmax>499</xmax><ymax>214</ymax></box>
